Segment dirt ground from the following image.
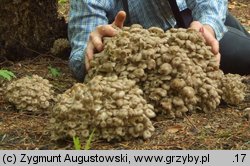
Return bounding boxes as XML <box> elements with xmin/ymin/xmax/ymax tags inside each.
<box><xmin>0</xmin><ymin>0</ymin><xmax>249</xmax><ymax>150</ymax></box>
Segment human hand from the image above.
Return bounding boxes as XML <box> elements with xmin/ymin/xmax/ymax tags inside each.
<box><xmin>85</xmin><ymin>11</ymin><xmax>126</xmax><ymax>70</ymax></box>
<box><xmin>189</xmin><ymin>21</ymin><xmax>221</xmax><ymax>65</ymax></box>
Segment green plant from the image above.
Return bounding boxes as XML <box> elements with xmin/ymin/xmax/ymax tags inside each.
<box><xmin>72</xmin><ymin>128</ymin><xmax>96</xmax><ymax>150</ymax></box>
<box><xmin>0</xmin><ymin>69</ymin><xmax>16</xmax><ymax>81</ymax></box>
<box><xmin>48</xmin><ymin>66</ymin><xmax>61</xmax><ymax>77</ymax></box>
<box><xmin>85</xmin><ymin>128</ymin><xmax>96</xmax><ymax>150</ymax></box>
<box><xmin>73</xmin><ymin>136</ymin><xmax>81</xmax><ymax>150</ymax></box>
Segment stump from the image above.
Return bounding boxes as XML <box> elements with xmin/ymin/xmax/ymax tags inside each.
<box><xmin>0</xmin><ymin>0</ymin><xmax>67</xmax><ymax>59</ymax></box>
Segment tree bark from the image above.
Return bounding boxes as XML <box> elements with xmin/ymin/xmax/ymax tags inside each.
<box><xmin>0</xmin><ymin>0</ymin><xmax>67</xmax><ymax>60</ymax></box>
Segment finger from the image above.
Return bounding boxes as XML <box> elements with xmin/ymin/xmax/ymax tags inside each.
<box><xmin>85</xmin><ymin>55</ymin><xmax>90</xmax><ymax>70</ymax></box>
<box><xmin>215</xmin><ymin>53</ymin><xmax>221</xmax><ymax>66</ymax></box>
<box><xmin>96</xmin><ymin>25</ymin><xmax>117</xmax><ymax>37</ymax></box>
<box><xmin>113</xmin><ymin>11</ymin><xmax>126</xmax><ymax>28</ymax></box>
<box><xmin>199</xmin><ymin>27</ymin><xmax>219</xmax><ymax>54</ymax></box>
<box><xmin>189</xmin><ymin>21</ymin><xmax>203</xmax><ymax>31</ymax></box>
<box><xmin>86</xmin><ymin>42</ymin><xmax>95</xmax><ymax>63</ymax></box>
<box><xmin>89</xmin><ymin>32</ymin><xmax>104</xmax><ymax>52</ymax></box>
<box><xmin>209</xmin><ymin>39</ymin><xmax>219</xmax><ymax>55</ymax></box>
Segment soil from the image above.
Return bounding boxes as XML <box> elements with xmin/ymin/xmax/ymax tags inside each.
<box><xmin>0</xmin><ymin>0</ymin><xmax>249</xmax><ymax>150</ymax></box>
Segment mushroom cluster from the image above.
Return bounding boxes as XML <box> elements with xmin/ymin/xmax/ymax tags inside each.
<box><xmin>50</xmin><ymin>38</ymin><xmax>70</xmax><ymax>57</ymax></box>
<box><xmin>86</xmin><ymin>25</ymin><xmax>228</xmax><ymax>118</ymax></box>
<box><xmin>50</xmin><ymin>25</ymin><xmax>246</xmax><ymax>142</ymax></box>
<box><xmin>5</xmin><ymin>75</ymin><xmax>54</xmax><ymax>112</ymax></box>
<box><xmin>219</xmin><ymin>74</ymin><xmax>246</xmax><ymax>105</ymax></box>
<box><xmin>50</xmin><ymin>75</ymin><xmax>155</xmax><ymax>141</ymax></box>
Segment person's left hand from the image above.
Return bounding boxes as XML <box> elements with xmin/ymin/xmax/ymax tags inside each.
<box><xmin>189</xmin><ymin>21</ymin><xmax>221</xmax><ymax>65</ymax></box>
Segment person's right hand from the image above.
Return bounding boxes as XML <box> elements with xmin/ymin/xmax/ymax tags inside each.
<box><xmin>85</xmin><ymin>11</ymin><xmax>126</xmax><ymax>70</ymax></box>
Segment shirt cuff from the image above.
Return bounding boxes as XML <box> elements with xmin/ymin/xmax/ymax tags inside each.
<box><xmin>69</xmin><ymin>51</ymin><xmax>86</xmax><ymax>82</ymax></box>
<box><xmin>198</xmin><ymin>16</ymin><xmax>228</xmax><ymax>41</ymax></box>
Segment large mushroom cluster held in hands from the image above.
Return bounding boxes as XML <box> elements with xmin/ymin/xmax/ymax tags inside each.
<box><xmin>86</xmin><ymin>25</ymin><xmax>246</xmax><ymax>117</ymax></box>
<box><xmin>51</xmin><ymin>25</ymin><xmax>246</xmax><ymax>141</ymax></box>
<box><xmin>50</xmin><ymin>75</ymin><xmax>155</xmax><ymax>141</ymax></box>
<box><xmin>5</xmin><ymin>75</ymin><xmax>54</xmax><ymax>112</ymax></box>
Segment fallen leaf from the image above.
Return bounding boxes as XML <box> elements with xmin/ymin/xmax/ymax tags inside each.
<box><xmin>167</xmin><ymin>125</ymin><xmax>184</xmax><ymax>133</ymax></box>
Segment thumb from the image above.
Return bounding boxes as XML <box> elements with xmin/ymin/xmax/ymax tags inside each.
<box><xmin>113</xmin><ymin>11</ymin><xmax>126</xmax><ymax>28</ymax></box>
<box><xmin>189</xmin><ymin>21</ymin><xmax>203</xmax><ymax>31</ymax></box>
<box><xmin>199</xmin><ymin>27</ymin><xmax>219</xmax><ymax>55</ymax></box>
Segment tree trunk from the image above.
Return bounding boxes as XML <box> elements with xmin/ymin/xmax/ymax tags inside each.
<box><xmin>0</xmin><ymin>0</ymin><xmax>67</xmax><ymax>60</ymax></box>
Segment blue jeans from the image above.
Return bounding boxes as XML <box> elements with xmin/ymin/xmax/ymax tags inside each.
<box><xmin>220</xmin><ymin>12</ymin><xmax>250</xmax><ymax>75</ymax></box>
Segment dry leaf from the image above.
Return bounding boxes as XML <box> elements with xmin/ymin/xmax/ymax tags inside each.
<box><xmin>167</xmin><ymin>125</ymin><xmax>184</xmax><ymax>133</ymax></box>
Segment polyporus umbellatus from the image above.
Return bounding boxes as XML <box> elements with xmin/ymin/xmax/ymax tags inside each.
<box><xmin>86</xmin><ymin>25</ymin><xmax>246</xmax><ymax>118</ymax></box>
<box><xmin>50</xmin><ymin>25</ymin><xmax>246</xmax><ymax>142</ymax></box>
<box><xmin>50</xmin><ymin>75</ymin><xmax>155</xmax><ymax>141</ymax></box>
<box><xmin>5</xmin><ymin>75</ymin><xmax>54</xmax><ymax>112</ymax></box>
<box><xmin>219</xmin><ymin>74</ymin><xmax>246</xmax><ymax>105</ymax></box>
<box><xmin>50</xmin><ymin>38</ymin><xmax>70</xmax><ymax>57</ymax></box>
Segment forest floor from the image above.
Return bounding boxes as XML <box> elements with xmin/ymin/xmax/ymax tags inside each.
<box><xmin>0</xmin><ymin>0</ymin><xmax>249</xmax><ymax>150</ymax></box>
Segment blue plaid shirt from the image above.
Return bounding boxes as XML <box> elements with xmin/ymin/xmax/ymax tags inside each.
<box><xmin>68</xmin><ymin>0</ymin><xmax>228</xmax><ymax>81</ymax></box>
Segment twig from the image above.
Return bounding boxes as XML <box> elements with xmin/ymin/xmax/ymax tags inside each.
<box><xmin>0</xmin><ymin>56</ymin><xmax>14</xmax><ymax>66</ymax></box>
<box><xmin>184</xmin><ymin>113</ymin><xmax>199</xmax><ymax>131</ymax></box>
<box><xmin>20</xmin><ymin>53</ymin><xmax>68</xmax><ymax>66</ymax></box>
<box><xmin>14</xmin><ymin>38</ymin><xmax>45</xmax><ymax>56</ymax></box>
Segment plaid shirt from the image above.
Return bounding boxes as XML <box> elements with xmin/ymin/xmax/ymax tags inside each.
<box><xmin>68</xmin><ymin>0</ymin><xmax>228</xmax><ymax>81</ymax></box>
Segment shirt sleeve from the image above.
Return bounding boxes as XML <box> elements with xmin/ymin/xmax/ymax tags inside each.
<box><xmin>68</xmin><ymin>0</ymin><xmax>114</xmax><ymax>81</ymax></box>
<box><xmin>186</xmin><ymin>0</ymin><xmax>228</xmax><ymax>40</ymax></box>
